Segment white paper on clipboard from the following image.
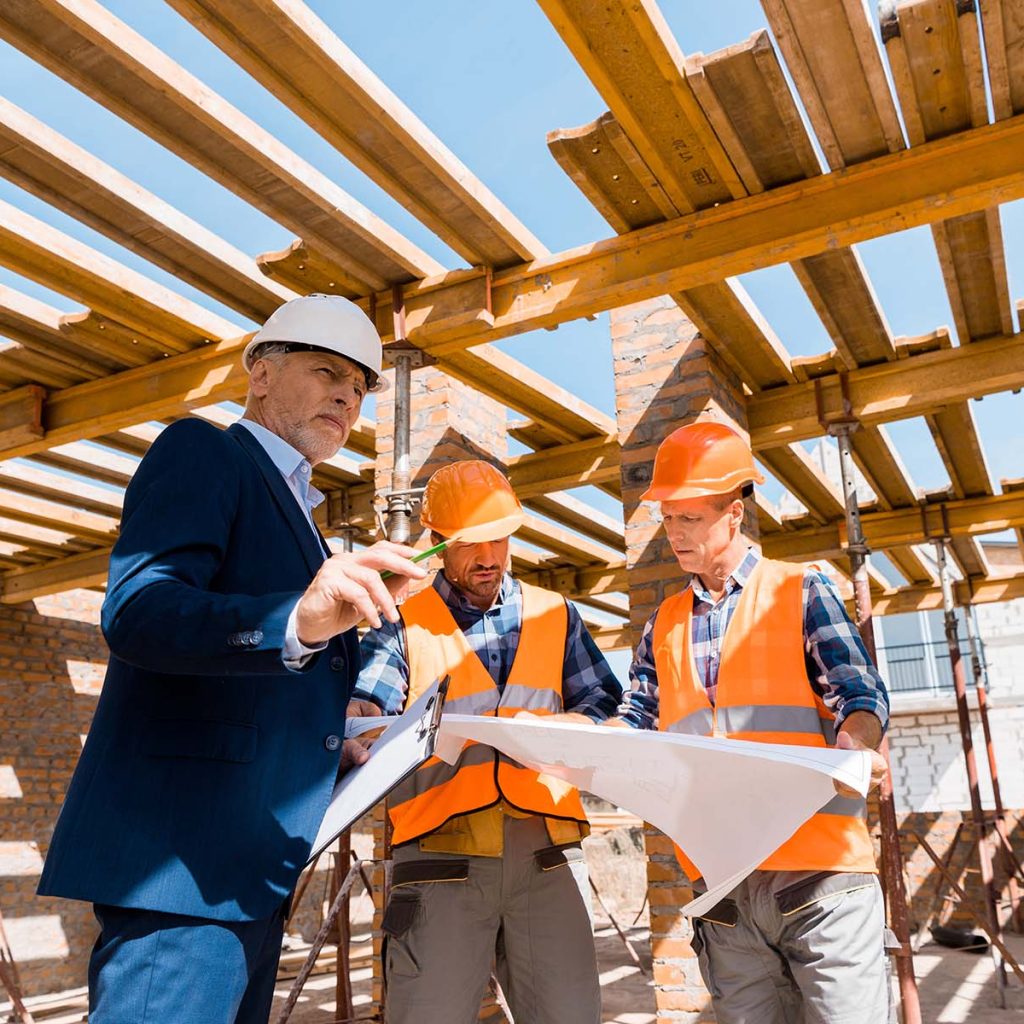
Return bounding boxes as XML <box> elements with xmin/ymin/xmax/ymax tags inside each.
<box><xmin>308</xmin><ymin>677</ymin><xmax>448</xmax><ymax>862</ymax></box>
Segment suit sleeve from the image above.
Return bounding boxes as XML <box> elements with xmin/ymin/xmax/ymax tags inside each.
<box><xmin>101</xmin><ymin>419</ymin><xmax>307</xmax><ymax>676</ymax></box>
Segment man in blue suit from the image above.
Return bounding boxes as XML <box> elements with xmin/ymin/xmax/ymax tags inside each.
<box><xmin>38</xmin><ymin>294</ymin><xmax>426</xmax><ymax>1023</ymax></box>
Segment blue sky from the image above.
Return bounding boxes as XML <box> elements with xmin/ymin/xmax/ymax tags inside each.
<box><xmin>0</xmin><ymin>1</ymin><xmax>1020</xmax><ymax>512</ymax></box>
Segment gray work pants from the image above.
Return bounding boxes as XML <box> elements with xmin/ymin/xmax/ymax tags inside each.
<box><xmin>692</xmin><ymin>871</ymin><xmax>888</xmax><ymax>1024</ymax></box>
<box><xmin>382</xmin><ymin>815</ymin><xmax>600</xmax><ymax>1024</ymax></box>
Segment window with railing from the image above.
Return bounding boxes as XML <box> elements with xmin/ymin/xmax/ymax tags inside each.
<box><xmin>878</xmin><ymin>638</ymin><xmax>976</xmax><ymax>695</ymax></box>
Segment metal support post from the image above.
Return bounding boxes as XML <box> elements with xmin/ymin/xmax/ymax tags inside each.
<box><xmin>933</xmin><ymin>539</ymin><xmax>1007</xmax><ymax>1007</ymax></box>
<box><xmin>964</xmin><ymin>604</ymin><xmax>1024</xmax><ymax>930</ymax></box>
<box><xmin>387</xmin><ymin>348</ymin><xmax>413</xmax><ymax>544</ymax></box>
<box><xmin>832</xmin><ymin>428</ymin><xmax>921</xmax><ymax>1024</ymax></box>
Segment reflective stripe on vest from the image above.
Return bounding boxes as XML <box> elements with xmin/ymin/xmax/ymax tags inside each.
<box><xmin>653</xmin><ymin>557</ymin><xmax>876</xmax><ymax>876</ymax></box>
<box><xmin>389</xmin><ymin>581</ymin><xmax>587</xmax><ymax>844</ymax></box>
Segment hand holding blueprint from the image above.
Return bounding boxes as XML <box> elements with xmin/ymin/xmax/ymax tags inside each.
<box><xmin>435</xmin><ymin>715</ymin><xmax>870</xmax><ymax>917</ymax></box>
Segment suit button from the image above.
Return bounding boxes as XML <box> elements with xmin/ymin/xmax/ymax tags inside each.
<box><xmin>324</xmin><ymin>734</ymin><xmax>341</xmax><ymax>752</ymax></box>
<box><xmin>330</xmin><ymin>656</ymin><xmax>345</xmax><ymax>671</ymax></box>
<box><xmin>251</xmin><ymin>630</ymin><xmax>263</xmax><ymax>645</ymax></box>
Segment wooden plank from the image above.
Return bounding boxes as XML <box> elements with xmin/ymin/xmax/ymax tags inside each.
<box><xmin>166</xmin><ymin>0</ymin><xmax>546</xmax><ymax>269</ymax></box>
<box><xmin>548</xmin><ymin>113</ymin><xmax>675</xmax><ymax>234</ymax></box>
<box><xmin>762</xmin><ymin>0</ymin><xmax>904</xmax><ymax>167</ymax></box>
<box><xmin>0</xmin><ymin>0</ymin><xmax>444</xmax><ymax>292</ymax></box>
<box><xmin>444</xmin><ymin>345</ymin><xmax>615</xmax><ymax>444</ymax></box>
<box><xmin>0</xmin><ymin>197</ymin><xmax>239</xmax><ymax>351</ymax></box>
<box><xmin>517</xmin><ymin>559</ymin><xmax>628</xmax><ymax>599</ymax></box>
<box><xmin>518</xmin><ymin>512</ymin><xmax>621</xmax><ymax>566</ymax></box>
<box><xmin>0</xmin><ymin>385</ymin><xmax>43</xmax><ymax>450</ymax></box>
<box><xmin>747</xmin><ymin>331</ymin><xmax>1024</xmax><ymax>446</ymax></box>
<box><xmin>0</xmin><ymin>284</ymin><xmax>127</xmax><ymax>375</ymax></box>
<box><xmin>362</xmin><ymin>115</ymin><xmax>1024</xmax><ymax>357</ymax></box>
<box><xmin>31</xmin><ymin>442</ymin><xmax>137</xmax><ymax>488</ymax></box>
<box><xmin>523</xmin><ymin>493</ymin><xmax>625</xmax><ymax>553</ymax></box>
<box><xmin>980</xmin><ymin>0</ymin><xmax>1024</xmax><ymax>118</ymax></box>
<box><xmin>506</xmin><ymin>436</ymin><xmax>620</xmax><ymax>498</ymax></box>
<box><xmin>58</xmin><ymin>309</ymin><xmax>168</xmax><ymax>367</ymax></box>
<box><xmin>865</xmin><ymin>571</ymin><xmax>1024</xmax><ymax>616</ymax></box>
<box><xmin>883</xmin><ymin>1</ymin><xmax>1004</xmax><ymax>514</ymax></box>
<box><xmin>0</xmin><ymin>95</ymin><xmax>294</xmax><ymax>323</ymax></box>
<box><xmin>549</xmin><ymin>113</ymin><xmax>795</xmax><ymax>393</ymax></box>
<box><xmin>1001</xmin><ymin>478</ymin><xmax>1024</xmax><ymax>561</ymax></box>
<box><xmin>759</xmin><ymin>446</ymin><xmax>844</xmax><ymax>525</ymax></box>
<box><xmin>1</xmin><ymin>547</ymin><xmax>110</xmax><ymax>603</ymax></box>
<box><xmin>688</xmin><ymin>29</ymin><xmax>821</xmax><ymax>191</ymax></box>
<box><xmin>537</xmin><ymin>0</ymin><xmax>745</xmax><ymax>213</ymax></box>
<box><xmin>0</xmin><ymin>485</ymin><xmax>118</xmax><ymax>545</ymax></box>
<box><xmin>0</xmin><ymin>344</ymin><xmax>83</xmax><ymax>390</ymax></box>
<box><xmin>883</xmin><ymin>0</ymin><xmax>1013</xmax><ymax>344</ymax></box>
<box><xmin>764</xmin><ymin>491</ymin><xmax>1024</xmax><ymax>561</ymax></box>
<box><xmin>0</xmin><ymin>460</ymin><xmax>122</xmax><ymax>517</ymax></box>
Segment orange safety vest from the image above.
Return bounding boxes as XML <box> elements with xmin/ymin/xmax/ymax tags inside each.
<box><xmin>387</xmin><ymin>581</ymin><xmax>588</xmax><ymax>846</ymax></box>
<box><xmin>653</xmin><ymin>557</ymin><xmax>877</xmax><ymax>879</ymax></box>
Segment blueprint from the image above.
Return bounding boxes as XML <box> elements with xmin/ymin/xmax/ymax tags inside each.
<box><xmin>434</xmin><ymin>715</ymin><xmax>870</xmax><ymax>917</ymax></box>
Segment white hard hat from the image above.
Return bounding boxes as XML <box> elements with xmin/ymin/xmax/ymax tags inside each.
<box><xmin>242</xmin><ymin>293</ymin><xmax>388</xmax><ymax>392</ymax></box>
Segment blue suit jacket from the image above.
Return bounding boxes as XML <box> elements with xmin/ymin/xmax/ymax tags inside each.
<box><xmin>38</xmin><ymin>420</ymin><xmax>358</xmax><ymax>921</ymax></box>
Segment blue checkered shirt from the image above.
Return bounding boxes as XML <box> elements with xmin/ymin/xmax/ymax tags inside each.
<box><xmin>355</xmin><ymin>571</ymin><xmax>623</xmax><ymax>719</ymax></box>
<box><xmin>619</xmin><ymin>548</ymin><xmax>889</xmax><ymax>732</ymax></box>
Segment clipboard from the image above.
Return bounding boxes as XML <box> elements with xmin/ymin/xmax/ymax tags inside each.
<box><xmin>307</xmin><ymin>675</ymin><xmax>450</xmax><ymax>862</ymax></box>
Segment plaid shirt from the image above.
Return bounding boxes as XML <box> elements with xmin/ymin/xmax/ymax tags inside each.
<box><xmin>619</xmin><ymin>548</ymin><xmax>889</xmax><ymax>732</ymax></box>
<box><xmin>355</xmin><ymin>571</ymin><xmax>622</xmax><ymax>720</ymax></box>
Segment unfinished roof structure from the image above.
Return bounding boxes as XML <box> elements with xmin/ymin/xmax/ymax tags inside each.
<box><xmin>0</xmin><ymin>0</ymin><xmax>1021</xmax><ymax>652</ymax></box>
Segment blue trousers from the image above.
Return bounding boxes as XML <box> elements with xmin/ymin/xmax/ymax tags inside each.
<box><xmin>88</xmin><ymin>903</ymin><xmax>286</xmax><ymax>1024</ymax></box>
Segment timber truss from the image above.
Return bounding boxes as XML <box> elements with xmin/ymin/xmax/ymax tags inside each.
<box><xmin>0</xmin><ymin>0</ymin><xmax>1023</xmax><ymax>649</ymax></box>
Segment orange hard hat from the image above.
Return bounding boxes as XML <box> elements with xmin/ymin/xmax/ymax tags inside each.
<box><xmin>641</xmin><ymin>421</ymin><xmax>764</xmax><ymax>501</ymax></box>
<box><xmin>420</xmin><ymin>460</ymin><xmax>525</xmax><ymax>543</ymax></box>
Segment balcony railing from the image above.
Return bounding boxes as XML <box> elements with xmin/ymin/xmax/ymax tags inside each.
<box><xmin>878</xmin><ymin>638</ymin><xmax>975</xmax><ymax>695</ymax></box>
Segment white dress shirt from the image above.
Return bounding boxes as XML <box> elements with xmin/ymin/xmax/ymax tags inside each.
<box><xmin>236</xmin><ymin>419</ymin><xmax>328</xmax><ymax>669</ymax></box>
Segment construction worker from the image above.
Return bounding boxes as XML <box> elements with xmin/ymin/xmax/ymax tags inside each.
<box><xmin>352</xmin><ymin>459</ymin><xmax>623</xmax><ymax>1024</ymax></box>
<box><xmin>38</xmin><ymin>294</ymin><xmax>426</xmax><ymax>1024</ymax></box>
<box><xmin>615</xmin><ymin>421</ymin><xmax>891</xmax><ymax>1024</ymax></box>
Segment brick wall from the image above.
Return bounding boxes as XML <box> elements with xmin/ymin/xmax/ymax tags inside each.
<box><xmin>0</xmin><ymin>589</ymin><xmax>107</xmax><ymax>997</ymax></box>
<box><xmin>611</xmin><ymin>295</ymin><xmax>752</xmax><ymax>1023</ymax></box>
<box><xmin>888</xmin><ymin>701</ymin><xmax>1024</xmax><ymax>812</ymax></box>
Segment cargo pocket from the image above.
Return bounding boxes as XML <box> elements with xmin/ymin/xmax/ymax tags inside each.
<box><xmin>775</xmin><ymin>871</ymin><xmax>876</xmax><ymax>917</ymax></box>
<box><xmin>383</xmin><ymin>859</ymin><xmax>470</xmax><ymax>982</ymax></box>
<box><xmin>534</xmin><ymin>843</ymin><xmax>585</xmax><ymax>872</ymax></box>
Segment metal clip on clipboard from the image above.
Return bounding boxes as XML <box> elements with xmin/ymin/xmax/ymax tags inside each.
<box><xmin>308</xmin><ymin>675</ymin><xmax>451</xmax><ymax>862</ymax></box>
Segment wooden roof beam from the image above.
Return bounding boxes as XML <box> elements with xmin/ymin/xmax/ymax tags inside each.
<box><xmin>166</xmin><ymin>0</ymin><xmax>546</xmax><ymax>269</ymax></box>
<box><xmin>763</xmin><ymin>490</ymin><xmax>1024</xmax><ymax>561</ymax></box>
<box><xmin>0</xmin><ymin>197</ymin><xmax>239</xmax><ymax>351</ymax></box>
<box><xmin>361</xmin><ymin>115</ymin><xmax>1024</xmax><ymax>356</ymax></box>
<box><xmin>0</xmin><ymin>0</ymin><xmax>444</xmax><ymax>292</ymax></box>
<box><xmin>523</xmin><ymin>493</ymin><xmax>625</xmax><ymax>553</ymax></box>
<box><xmin>0</xmin><ymin>284</ymin><xmax>130</xmax><ymax>376</ymax></box>
<box><xmin>980</xmin><ymin>0</ymin><xmax>1024</xmax><ymax>119</ymax></box>
<box><xmin>864</xmin><ymin>570</ymin><xmax>1024</xmax><ymax>616</ymax></box>
<box><xmin>537</xmin><ymin>0</ymin><xmax>745</xmax><ymax>213</ymax></box>
<box><xmin>0</xmin><ymin>96</ymin><xmax>294</xmax><ymax>323</ymax></box>
<box><xmin>883</xmin><ymin>0</ymin><xmax>1014</xmax><ymax>346</ymax></box>
<box><xmin>762</xmin><ymin>0</ymin><xmax>904</xmax><ymax>167</ymax></box>
<box><xmin>517</xmin><ymin>560</ymin><xmax>628</xmax><ymax>599</ymax></box>
<box><xmin>506</xmin><ymin>436</ymin><xmax>620</xmax><ymax>498</ymax></box>
<box><xmin>748</xmin><ymin>331</ymin><xmax>1024</xmax><ymax>448</ymax></box>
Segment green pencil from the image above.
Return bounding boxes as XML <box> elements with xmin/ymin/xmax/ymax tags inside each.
<box><xmin>380</xmin><ymin>539</ymin><xmax>448</xmax><ymax>580</ymax></box>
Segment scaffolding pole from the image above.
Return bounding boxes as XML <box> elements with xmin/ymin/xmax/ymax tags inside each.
<box><xmin>833</xmin><ymin>427</ymin><xmax>921</xmax><ymax>1024</ymax></box>
<box><xmin>964</xmin><ymin>602</ymin><xmax>1024</xmax><ymax>931</ymax></box>
<box><xmin>933</xmin><ymin>539</ymin><xmax>1007</xmax><ymax>1008</ymax></box>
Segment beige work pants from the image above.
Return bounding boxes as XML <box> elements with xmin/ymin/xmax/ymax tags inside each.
<box><xmin>382</xmin><ymin>814</ymin><xmax>600</xmax><ymax>1024</ymax></box>
<box><xmin>692</xmin><ymin>870</ymin><xmax>888</xmax><ymax>1024</ymax></box>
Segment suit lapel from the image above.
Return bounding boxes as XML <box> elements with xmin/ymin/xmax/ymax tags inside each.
<box><xmin>227</xmin><ymin>424</ymin><xmax>327</xmax><ymax>577</ymax></box>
